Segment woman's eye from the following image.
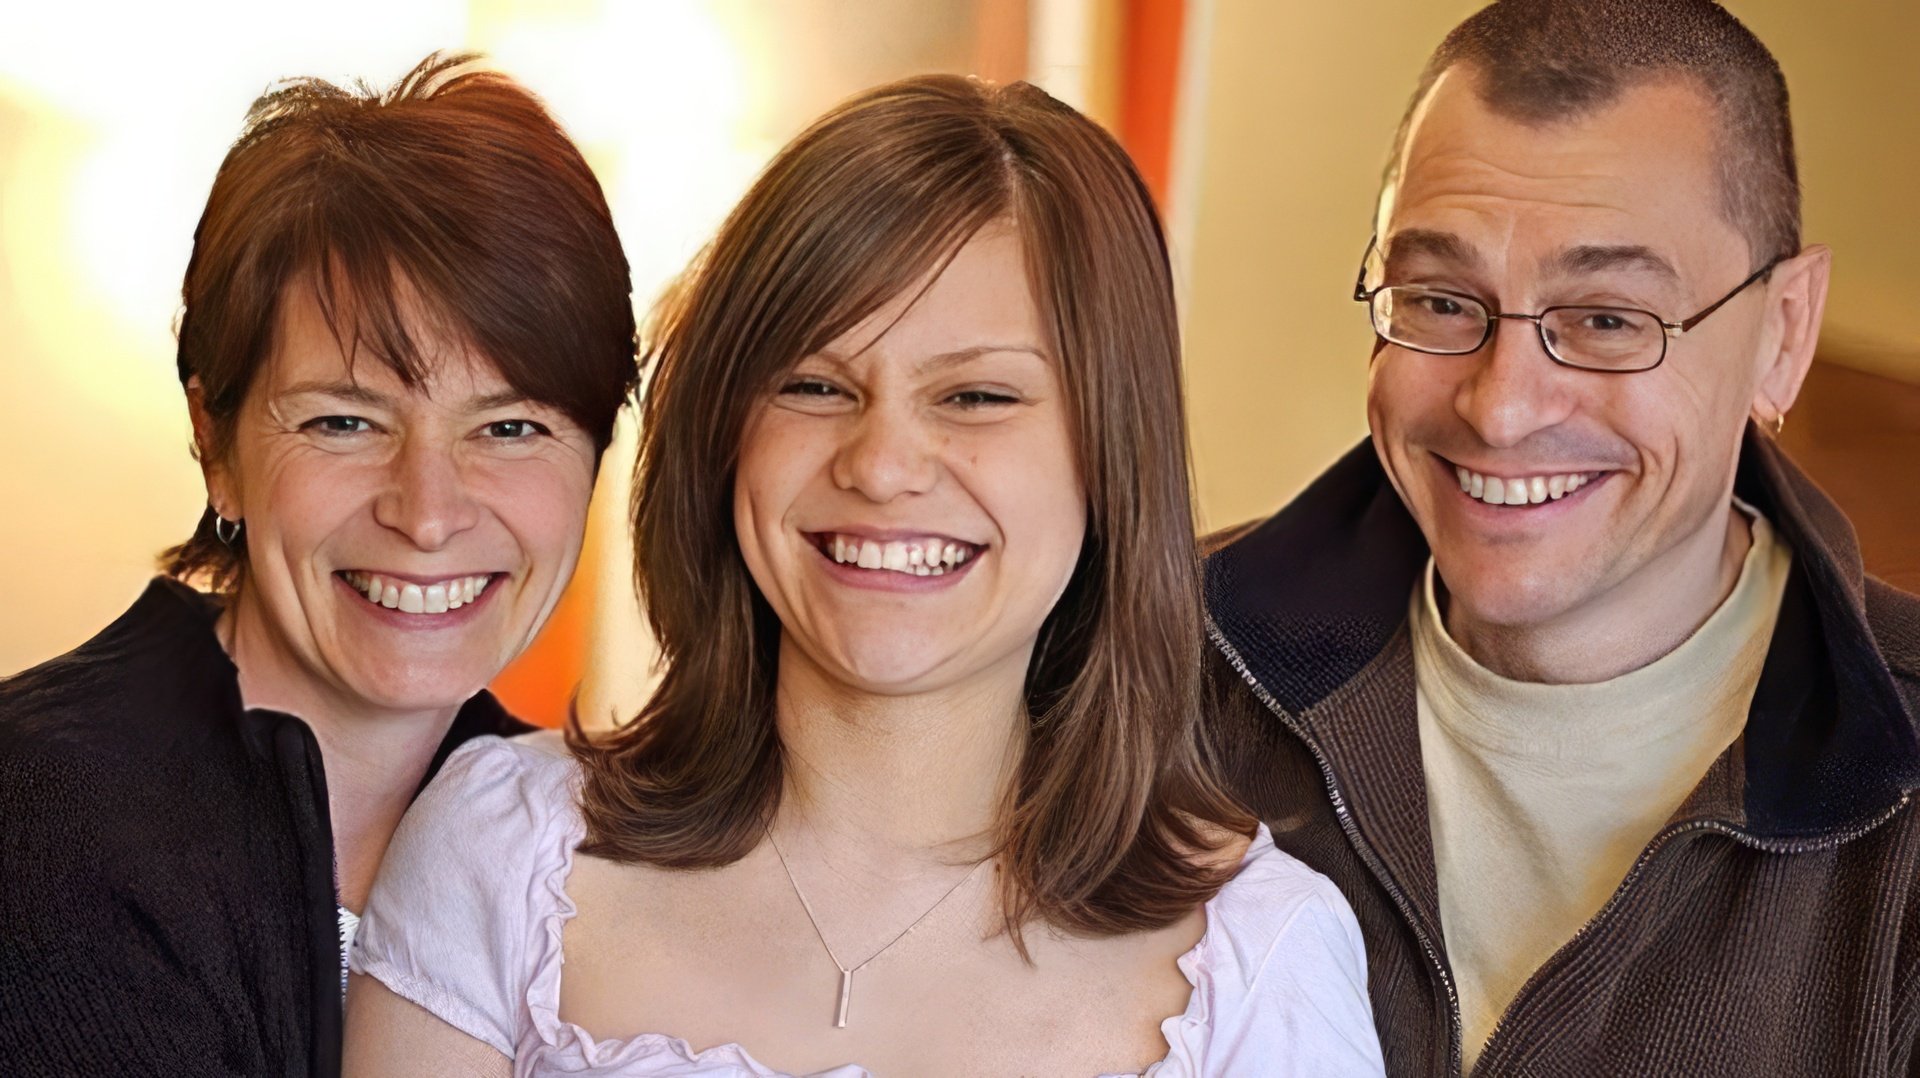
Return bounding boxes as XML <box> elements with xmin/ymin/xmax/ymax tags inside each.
<box><xmin>484</xmin><ymin>419</ymin><xmax>550</xmax><ymax>439</ymax></box>
<box><xmin>945</xmin><ymin>389</ymin><xmax>1020</xmax><ymax>408</ymax></box>
<box><xmin>778</xmin><ymin>379</ymin><xmax>843</xmax><ymax>399</ymax></box>
<box><xmin>305</xmin><ymin>415</ymin><xmax>373</xmax><ymax>436</ymax></box>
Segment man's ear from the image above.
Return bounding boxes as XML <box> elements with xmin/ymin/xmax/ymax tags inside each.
<box><xmin>1752</xmin><ymin>243</ymin><xmax>1831</xmax><ymax>425</ymax></box>
<box><xmin>186</xmin><ymin>376</ymin><xmax>238</xmax><ymax>517</ymax></box>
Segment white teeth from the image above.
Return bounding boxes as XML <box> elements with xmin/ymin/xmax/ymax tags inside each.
<box><xmin>823</xmin><ymin>534</ymin><xmax>977</xmax><ymax>577</ymax></box>
<box><xmin>1457</xmin><ymin>467</ymin><xmax>1598</xmax><ymax>507</ymax></box>
<box><xmin>344</xmin><ymin>572</ymin><xmax>489</xmax><ymax>615</ymax></box>
<box><xmin>882</xmin><ymin>542</ymin><xmax>910</xmax><ymax>571</ymax></box>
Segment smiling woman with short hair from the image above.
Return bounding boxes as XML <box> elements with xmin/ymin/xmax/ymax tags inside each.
<box><xmin>344</xmin><ymin>74</ymin><xmax>1384</xmax><ymax>1077</ymax></box>
<box><xmin>0</xmin><ymin>53</ymin><xmax>636</xmax><ymax>1075</ymax></box>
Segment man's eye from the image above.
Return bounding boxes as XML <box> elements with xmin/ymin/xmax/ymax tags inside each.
<box><xmin>1420</xmin><ymin>296</ymin><xmax>1467</xmax><ymax>317</ymax></box>
<box><xmin>485</xmin><ymin>420</ymin><xmax>550</xmax><ymax>439</ymax></box>
<box><xmin>306</xmin><ymin>415</ymin><xmax>372</xmax><ymax>435</ymax></box>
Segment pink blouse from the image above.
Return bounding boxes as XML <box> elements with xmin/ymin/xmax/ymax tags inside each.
<box><xmin>351</xmin><ymin>734</ymin><xmax>1385</xmax><ymax>1076</ymax></box>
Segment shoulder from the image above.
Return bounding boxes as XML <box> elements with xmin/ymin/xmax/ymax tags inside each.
<box><xmin>400</xmin><ymin>730</ymin><xmax>583</xmax><ymax>861</ymax></box>
<box><xmin>1204</xmin><ymin>826</ymin><xmax>1369</xmax><ymax>985</ymax></box>
<box><xmin>350</xmin><ymin>731</ymin><xmax>583</xmax><ymax>1056</ymax></box>
<box><xmin>1866</xmin><ymin>576</ymin><xmax>1920</xmax><ymax>687</ymax></box>
<box><xmin>1168</xmin><ymin>828</ymin><xmax>1385</xmax><ymax>1074</ymax></box>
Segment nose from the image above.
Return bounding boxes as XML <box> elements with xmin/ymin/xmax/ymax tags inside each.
<box><xmin>1453</xmin><ymin>317</ymin><xmax>1577</xmax><ymax>449</ymax></box>
<box><xmin>372</xmin><ymin>435</ymin><xmax>482</xmax><ymax>551</ymax></box>
<box><xmin>830</xmin><ymin>403</ymin><xmax>939</xmax><ymax>502</ymax></box>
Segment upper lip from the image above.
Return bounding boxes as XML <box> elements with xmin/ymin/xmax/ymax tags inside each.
<box><xmin>1442</xmin><ymin>456</ymin><xmax>1614</xmax><ymax>479</ymax></box>
<box><xmin>338</xmin><ymin>569</ymin><xmax>499</xmax><ymax>584</ymax></box>
<box><xmin>804</xmin><ymin>528</ymin><xmax>987</xmax><ymax>546</ymax></box>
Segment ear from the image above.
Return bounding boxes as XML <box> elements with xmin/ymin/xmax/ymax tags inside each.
<box><xmin>1751</xmin><ymin>243</ymin><xmax>1831</xmax><ymax>425</ymax></box>
<box><xmin>186</xmin><ymin>376</ymin><xmax>239</xmax><ymax>518</ymax></box>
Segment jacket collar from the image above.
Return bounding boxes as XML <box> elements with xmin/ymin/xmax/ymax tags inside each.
<box><xmin>127</xmin><ymin>576</ymin><xmax>526</xmax><ymax>787</ymax></box>
<box><xmin>1205</xmin><ymin>426</ymin><xmax>1920</xmax><ymax>842</ymax></box>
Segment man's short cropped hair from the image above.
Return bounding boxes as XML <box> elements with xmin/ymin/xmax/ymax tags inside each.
<box><xmin>1382</xmin><ymin>0</ymin><xmax>1800</xmax><ymax>267</ymax></box>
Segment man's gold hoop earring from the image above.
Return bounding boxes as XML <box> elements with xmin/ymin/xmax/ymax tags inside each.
<box><xmin>213</xmin><ymin>513</ymin><xmax>243</xmax><ymax>546</ymax></box>
<box><xmin>1769</xmin><ymin>412</ymin><xmax>1787</xmax><ymax>437</ymax></box>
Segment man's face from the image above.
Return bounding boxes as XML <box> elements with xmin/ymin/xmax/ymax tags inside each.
<box><xmin>1367</xmin><ymin>67</ymin><xmax>1787</xmax><ymax>633</ymax></box>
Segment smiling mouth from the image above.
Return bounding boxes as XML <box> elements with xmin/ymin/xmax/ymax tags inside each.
<box><xmin>1451</xmin><ymin>463</ymin><xmax>1611</xmax><ymax>508</ymax></box>
<box><xmin>808</xmin><ymin>533</ymin><xmax>982</xmax><ymax>577</ymax></box>
<box><xmin>337</xmin><ymin>570</ymin><xmax>498</xmax><ymax>614</ymax></box>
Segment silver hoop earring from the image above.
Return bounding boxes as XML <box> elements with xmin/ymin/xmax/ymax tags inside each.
<box><xmin>214</xmin><ymin>514</ymin><xmax>243</xmax><ymax>546</ymax></box>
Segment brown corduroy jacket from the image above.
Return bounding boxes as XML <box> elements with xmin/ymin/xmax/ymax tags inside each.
<box><xmin>1202</xmin><ymin>429</ymin><xmax>1920</xmax><ymax>1077</ymax></box>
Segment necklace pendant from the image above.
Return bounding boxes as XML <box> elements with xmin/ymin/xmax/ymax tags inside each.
<box><xmin>834</xmin><ymin>968</ymin><xmax>853</xmax><ymax>1029</ymax></box>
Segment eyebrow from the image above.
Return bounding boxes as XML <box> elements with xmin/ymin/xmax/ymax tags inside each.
<box><xmin>277</xmin><ymin>380</ymin><xmax>392</xmax><ymax>407</ymax></box>
<box><xmin>913</xmin><ymin>344</ymin><xmax>1049</xmax><ymax>373</ymax></box>
<box><xmin>1550</xmin><ymin>244</ymin><xmax>1680</xmax><ymax>282</ymax></box>
<box><xmin>276</xmin><ymin>380</ymin><xmax>539</xmax><ymax>414</ymax></box>
<box><xmin>812</xmin><ymin>343</ymin><xmax>1051</xmax><ymax>373</ymax></box>
<box><xmin>1384</xmin><ymin>229</ymin><xmax>1482</xmax><ymax>270</ymax></box>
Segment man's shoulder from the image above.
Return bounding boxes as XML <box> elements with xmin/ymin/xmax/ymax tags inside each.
<box><xmin>1865</xmin><ymin>575</ymin><xmax>1920</xmax><ymax>701</ymax></box>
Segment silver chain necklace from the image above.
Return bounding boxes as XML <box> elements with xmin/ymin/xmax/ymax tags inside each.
<box><xmin>765</xmin><ymin>827</ymin><xmax>988</xmax><ymax>1029</ymax></box>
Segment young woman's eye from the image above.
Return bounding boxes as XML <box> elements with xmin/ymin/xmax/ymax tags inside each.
<box><xmin>945</xmin><ymin>389</ymin><xmax>1020</xmax><ymax>408</ymax></box>
<box><xmin>484</xmin><ymin>419</ymin><xmax>551</xmax><ymax>439</ymax></box>
<box><xmin>304</xmin><ymin>415</ymin><xmax>373</xmax><ymax>436</ymax></box>
<box><xmin>778</xmin><ymin>378</ymin><xmax>843</xmax><ymax>399</ymax></box>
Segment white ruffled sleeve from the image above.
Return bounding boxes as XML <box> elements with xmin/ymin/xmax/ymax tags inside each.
<box><xmin>348</xmin><ymin>732</ymin><xmax>580</xmax><ymax>1057</ymax></box>
<box><xmin>1152</xmin><ymin>829</ymin><xmax>1386</xmax><ymax>1077</ymax></box>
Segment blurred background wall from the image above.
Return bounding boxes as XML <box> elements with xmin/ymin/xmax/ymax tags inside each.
<box><xmin>3</xmin><ymin>0</ymin><xmax>1915</xmax><ymax>726</ymax></box>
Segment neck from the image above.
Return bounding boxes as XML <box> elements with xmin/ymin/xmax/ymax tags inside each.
<box><xmin>771</xmin><ymin>639</ymin><xmax>1028</xmax><ymax>871</ymax></box>
<box><xmin>1446</xmin><ymin>504</ymin><xmax>1753</xmax><ymax>684</ymax></box>
<box><xmin>219</xmin><ymin>591</ymin><xmax>462</xmax><ymax>910</ymax></box>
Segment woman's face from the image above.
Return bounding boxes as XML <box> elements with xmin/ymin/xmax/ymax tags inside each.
<box><xmin>201</xmin><ymin>280</ymin><xmax>598</xmax><ymax>717</ymax></box>
<box><xmin>733</xmin><ymin>222</ymin><xmax>1087</xmax><ymax>700</ymax></box>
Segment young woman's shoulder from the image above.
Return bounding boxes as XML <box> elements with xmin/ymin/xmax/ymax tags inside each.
<box><xmin>348</xmin><ymin>730</ymin><xmax>585</xmax><ymax>1056</ymax></box>
<box><xmin>1166</xmin><ymin>826</ymin><xmax>1386</xmax><ymax>1076</ymax></box>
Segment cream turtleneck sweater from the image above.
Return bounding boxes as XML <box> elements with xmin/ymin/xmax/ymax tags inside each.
<box><xmin>1412</xmin><ymin>503</ymin><xmax>1792</xmax><ymax>1072</ymax></box>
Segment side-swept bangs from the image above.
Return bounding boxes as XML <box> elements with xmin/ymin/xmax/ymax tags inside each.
<box><xmin>573</xmin><ymin>74</ymin><xmax>1252</xmax><ymax>946</ymax></box>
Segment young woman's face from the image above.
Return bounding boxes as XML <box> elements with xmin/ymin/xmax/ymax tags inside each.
<box><xmin>203</xmin><ymin>280</ymin><xmax>598</xmax><ymax>717</ymax></box>
<box><xmin>733</xmin><ymin>222</ymin><xmax>1087</xmax><ymax>700</ymax></box>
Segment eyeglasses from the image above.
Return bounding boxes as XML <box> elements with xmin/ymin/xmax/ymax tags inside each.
<box><xmin>1352</xmin><ymin>237</ymin><xmax>1782</xmax><ymax>373</ymax></box>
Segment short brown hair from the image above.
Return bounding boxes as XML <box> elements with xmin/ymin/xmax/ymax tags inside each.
<box><xmin>163</xmin><ymin>52</ymin><xmax>638</xmax><ymax>591</ymax></box>
<box><xmin>1384</xmin><ymin>0</ymin><xmax>1800</xmax><ymax>266</ymax></box>
<box><xmin>570</xmin><ymin>74</ymin><xmax>1252</xmax><ymax>945</ymax></box>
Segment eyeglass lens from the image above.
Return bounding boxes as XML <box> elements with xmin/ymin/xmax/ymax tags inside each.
<box><xmin>1372</xmin><ymin>286</ymin><xmax>1663</xmax><ymax>371</ymax></box>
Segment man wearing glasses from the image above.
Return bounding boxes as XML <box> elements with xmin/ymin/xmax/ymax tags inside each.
<box><xmin>1204</xmin><ymin>1</ymin><xmax>1920</xmax><ymax>1074</ymax></box>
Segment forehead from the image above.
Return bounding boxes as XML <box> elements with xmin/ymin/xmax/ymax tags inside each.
<box><xmin>1385</xmin><ymin>67</ymin><xmax>1747</xmax><ymax>271</ymax></box>
<box><xmin>265</xmin><ymin>274</ymin><xmax>510</xmax><ymax>399</ymax></box>
<box><xmin>821</xmin><ymin>221</ymin><xmax>1047</xmax><ymax>365</ymax></box>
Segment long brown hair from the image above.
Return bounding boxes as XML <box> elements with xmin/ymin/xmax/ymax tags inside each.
<box><xmin>570</xmin><ymin>74</ymin><xmax>1252</xmax><ymax>944</ymax></box>
<box><xmin>162</xmin><ymin>52</ymin><xmax>638</xmax><ymax>592</ymax></box>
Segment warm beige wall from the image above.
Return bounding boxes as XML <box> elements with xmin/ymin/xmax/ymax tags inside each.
<box><xmin>1177</xmin><ymin>0</ymin><xmax>1920</xmax><ymax>531</ymax></box>
<box><xmin>1737</xmin><ymin>0</ymin><xmax>1920</xmax><ymax>384</ymax></box>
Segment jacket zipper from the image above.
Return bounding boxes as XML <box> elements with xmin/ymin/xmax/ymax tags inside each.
<box><xmin>1476</xmin><ymin>795</ymin><xmax>1912</xmax><ymax>1074</ymax></box>
<box><xmin>1207</xmin><ymin>617</ymin><xmax>1467</xmax><ymax>1077</ymax></box>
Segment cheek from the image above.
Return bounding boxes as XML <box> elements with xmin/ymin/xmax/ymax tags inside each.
<box><xmin>238</xmin><ymin>450</ymin><xmax>371</xmax><ymax>556</ymax></box>
<box><xmin>493</xmin><ymin>462</ymin><xmax>597</xmax><ymax>569</ymax></box>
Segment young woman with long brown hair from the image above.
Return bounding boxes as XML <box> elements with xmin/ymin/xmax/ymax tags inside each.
<box><xmin>344</xmin><ymin>74</ymin><xmax>1384</xmax><ymax>1076</ymax></box>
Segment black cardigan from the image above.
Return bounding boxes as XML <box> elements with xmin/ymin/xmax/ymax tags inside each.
<box><xmin>0</xmin><ymin>578</ymin><xmax>530</xmax><ymax>1077</ymax></box>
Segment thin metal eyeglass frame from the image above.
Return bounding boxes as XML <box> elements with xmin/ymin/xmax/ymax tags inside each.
<box><xmin>1351</xmin><ymin>236</ymin><xmax>1784</xmax><ymax>373</ymax></box>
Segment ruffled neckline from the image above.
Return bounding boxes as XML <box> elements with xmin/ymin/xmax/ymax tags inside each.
<box><xmin>521</xmin><ymin>764</ymin><xmax>1272</xmax><ymax>1076</ymax></box>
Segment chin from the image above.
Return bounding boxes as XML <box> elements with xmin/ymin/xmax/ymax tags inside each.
<box><xmin>341</xmin><ymin>656</ymin><xmax>492</xmax><ymax>716</ymax></box>
<box><xmin>1433</xmin><ymin>554</ymin><xmax>1594</xmax><ymax>632</ymax></box>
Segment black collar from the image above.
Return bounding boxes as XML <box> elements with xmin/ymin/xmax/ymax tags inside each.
<box><xmin>1205</xmin><ymin>426</ymin><xmax>1920</xmax><ymax>838</ymax></box>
